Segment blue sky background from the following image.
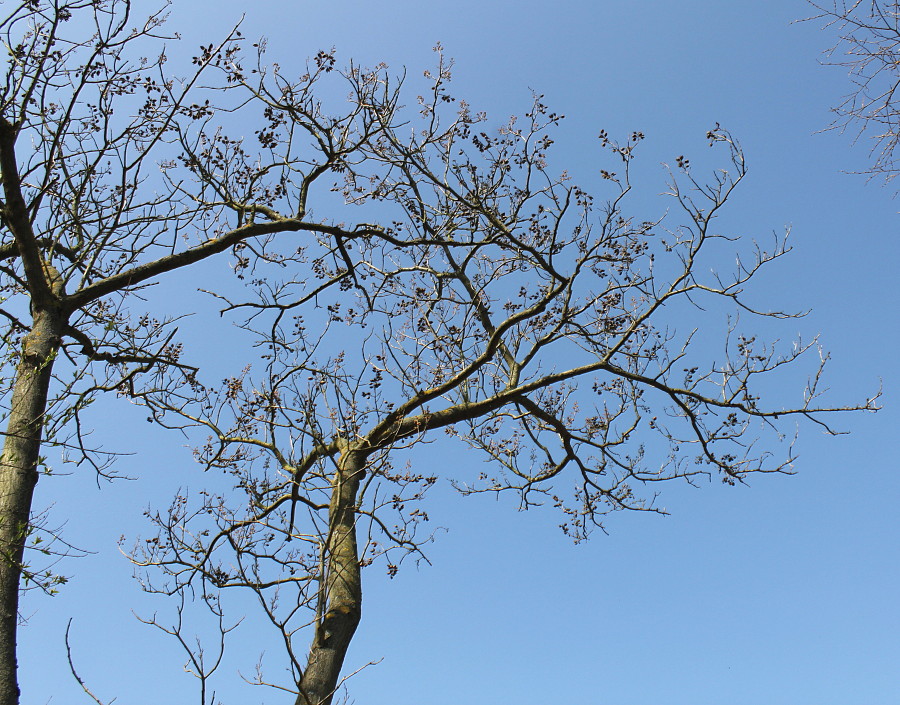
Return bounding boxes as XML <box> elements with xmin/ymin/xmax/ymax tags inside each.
<box><xmin>17</xmin><ymin>1</ymin><xmax>898</xmax><ymax>703</ymax></box>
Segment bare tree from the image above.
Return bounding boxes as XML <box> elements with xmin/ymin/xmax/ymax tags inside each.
<box><xmin>0</xmin><ymin>1</ymin><xmax>431</xmax><ymax>702</ymax></box>
<box><xmin>0</xmin><ymin>1</ymin><xmax>877</xmax><ymax>702</ymax></box>
<box><xmin>809</xmin><ymin>0</ymin><xmax>900</xmax><ymax>181</ymax></box>
<box><xmin>123</xmin><ymin>56</ymin><xmax>879</xmax><ymax>702</ymax></box>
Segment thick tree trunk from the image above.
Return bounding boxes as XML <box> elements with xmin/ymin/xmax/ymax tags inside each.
<box><xmin>0</xmin><ymin>305</ymin><xmax>63</xmax><ymax>705</ymax></box>
<box><xmin>298</xmin><ymin>447</ymin><xmax>365</xmax><ymax>705</ymax></box>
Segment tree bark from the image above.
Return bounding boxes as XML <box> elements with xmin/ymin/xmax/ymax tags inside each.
<box><xmin>0</xmin><ymin>301</ymin><xmax>64</xmax><ymax>705</ymax></box>
<box><xmin>298</xmin><ymin>447</ymin><xmax>365</xmax><ymax>705</ymax></box>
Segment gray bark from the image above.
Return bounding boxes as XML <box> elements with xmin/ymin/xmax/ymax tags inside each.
<box><xmin>298</xmin><ymin>447</ymin><xmax>365</xmax><ymax>705</ymax></box>
<box><xmin>0</xmin><ymin>300</ymin><xmax>64</xmax><ymax>705</ymax></box>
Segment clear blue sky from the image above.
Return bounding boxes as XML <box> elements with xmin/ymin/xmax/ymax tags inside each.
<box><xmin>20</xmin><ymin>2</ymin><xmax>898</xmax><ymax>704</ymax></box>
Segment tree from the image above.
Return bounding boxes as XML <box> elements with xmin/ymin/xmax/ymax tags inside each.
<box><xmin>809</xmin><ymin>0</ymin><xmax>900</xmax><ymax>181</ymax></box>
<box><xmin>122</xmin><ymin>66</ymin><xmax>878</xmax><ymax>705</ymax></box>
<box><xmin>0</xmin><ymin>2</ymin><xmax>877</xmax><ymax>704</ymax></box>
<box><xmin>0</xmin><ymin>2</ymin><xmax>426</xmax><ymax>702</ymax></box>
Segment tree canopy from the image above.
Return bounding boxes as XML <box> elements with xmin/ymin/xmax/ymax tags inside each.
<box><xmin>0</xmin><ymin>2</ymin><xmax>882</xmax><ymax>704</ymax></box>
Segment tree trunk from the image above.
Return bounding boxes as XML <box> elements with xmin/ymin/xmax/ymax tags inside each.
<box><xmin>0</xmin><ymin>304</ymin><xmax>63</xmax><ymax>705</ymax></box>
<box><xmin>298</xmin><ymin>447</ymin><xmax>365</xmax><ymax>705</ymax></box>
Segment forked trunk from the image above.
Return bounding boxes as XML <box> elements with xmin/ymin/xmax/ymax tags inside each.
<box><xmin>298</xmin><ymin>447</ymin><xmax>365</xmax><ymax>705</ymax></box>
<box><xmin>0</xmin><ymin>305</ymin><xmax>63</xmax><ymax>705</ymax></box>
